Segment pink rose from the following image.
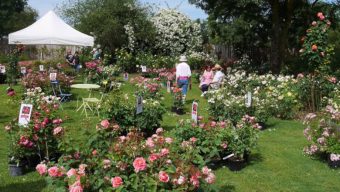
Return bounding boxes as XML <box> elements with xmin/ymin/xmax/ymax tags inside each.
<box><xmin>219</xmin><ymin>121</ymin><xmax>226</xmax><ymax>128</ymax></box>
<box><xmin>100</xmin><ymin>119</ymin><xmax>110</xmax><ymax>129</ymax></box>
<box><xmin>210</xmin><ymin>121</ymin><xmax>217</xmax><ymax>127</ymax></box>
<box><xmin>204</xmin><ymin>173</ymin><xmax>216</xmax><ymax>184</ymax></box>
<box><xmin>146</xmin><ymin>138</ymin><xmax>155</xmax><ymax>148</ymax></box>
<box><xmin>53</xmin><ymin>126</ymin><xmax>63</xmax><ymax>136</ymax></box>
<box><xmin>159</xmin><ymin>171</ymin><xmax>170</xmax><ymax>183</ymax></box>
<box><xmin>177</xmin><ymin>176</ymin><xmax>186</xmax><ymax>185</ymax></box>
<box><xmin>69</xmin><ymin>185</ymin><xmax>83</xmax><ymax>192</ymax></box>
<box><xmin>161</xmin><ymin>148</ymin><xmax>170</xmax><ymax>156</ymax></box>
<box><xmin>156</xmin><ymin>128</ymin><xmax>163</xmax><ymax>135</ymax></box>
<box><xmin>103</xmin><ymin>159</ymin><xmax>111</xmax><ymax>169</ymax></box>
<box><xmin>148</xmin><ymin>153</ymin><xmax>159</xmax><ymax>162</ymax></box>
<box><xmin>111</xmin><ymin>176</ymin><xmax>123</xmax><ymax>188</ymax></box>
<box><xmin>92</xmin><ymin>149</ymin><xmax>97</xmax><ymax>156</ymax></box>
<box><xmin>202</xmin><ymin>166</ymin><xmax>211</xmax><ymax>175</ymax></box>
<box><xmin>221</xmin><ymin>142</ymin><xmax>228</xmax><ymax>149</ymax></box>
<box><xmin>165</xmin><ymin>137</ymin><xmax>173</xmax><ymax>144</ymax></box>
<box><xmin>311</xmin><ymin>21</ymin><xmax>317</xmax><ymax>26</ymax></box>
<box><xmin>133</xmin><ymin>157</ymin><xmax>147</xmax><ymax>172</ymax></box>
<box><xmin>67</xmin><ymin>168</ymin><xmax>77</xmax><ymax>178</ymax></box>
<box><xmin>78</xmin><ymin>164</ymin><xmax>87</xmax><ymax>175</ymax></box>
<box><xmin>190</xmin><ymin>137</ymin><xmax>197</xmax><ymax>143</ymax></box>
<box><xmin>36</xmin><ymin>163</ymin><xmax>47</xmax><ymax>175</ymax></box>
<box><xmin>48</xmin><ymin>166</ymin><xmax>59</xmax><ymax>177</ymax></box>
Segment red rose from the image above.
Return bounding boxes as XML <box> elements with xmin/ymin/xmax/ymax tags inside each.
<box><xmin>312</xmin><ymin>44</ymin><xmax>318</xmax><ymax>52</ymax></box>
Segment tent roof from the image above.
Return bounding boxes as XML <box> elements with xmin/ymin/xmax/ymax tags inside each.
<box><xmin>8</xmin><ymin>11</ymin><xmax>94</xmax><ymax>46</ymax></box>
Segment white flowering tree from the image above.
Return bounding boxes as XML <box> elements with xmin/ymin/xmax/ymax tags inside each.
<box><xmin>151</xmin><ymin>9</ymin><xmax>203</xmax><ymax>56</ymax></box>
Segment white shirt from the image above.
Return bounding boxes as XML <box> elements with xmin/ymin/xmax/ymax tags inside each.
<box><xmin>176</xmin><ymin>62</ymin><xmax>191</xmax><ymax>79</ymax></box>
<box><xmin>211</xmin><ymin>71</ymin><xmax>225</xmax><ymax>89</ymax></box>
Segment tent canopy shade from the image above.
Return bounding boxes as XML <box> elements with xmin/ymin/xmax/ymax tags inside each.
<box><xmin>8</xmin><ymin>11</ymin><xmax>94</xmax><ymax>47</ymax></box>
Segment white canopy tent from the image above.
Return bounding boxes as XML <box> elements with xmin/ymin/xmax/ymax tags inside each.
<box><xmin>8</xmin><ymin>10</ymin><xmax>94</xmax><ymax>47</ymax></box>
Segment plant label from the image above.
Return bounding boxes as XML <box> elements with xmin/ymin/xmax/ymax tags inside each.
<box><xmin>141</xmin><ymin>65</ymin><xmax>147</xmax><ymax>72</ymax></box>
<box><xmin>49</xmin><ymin>73</ymin><xmax>57</xmax><ymax>81</ymax></box>
<box><xmin>191</xmin><ymin>101</ymin><xmax>198</xmax><ymax>124</ymax></box>
<box><xmin>245</xmin><ymin>91</ymin><xmax>252</xmax><ymax>107</ymax></box>
<box><xmin>20</xmin><ymin>67</ymin><xmax>26</xmax><ymax>74</ymax></box>
<box><xmin>167</xmin><ymin>81</ymin><xmax>171</xmax><ymax>93</ymax></box>
<box><xmin>39</xmin><ymin>65</ymin><xmax>44</xmax><ymax>71</ymax></box>
<box><xmin>136</xmin><ymin>96</ymin><xmax>143</xmax><ymax>114</ymax></box>
<box><xmin>124</xmin><ymin>72</ymin><xmax>129</xmax><ymax>81</ymax></box>
<box><xmin>0</xmin><ymin>65</ymin><xmax>5</xmax><ymax>73</ymax></box>
<box><xmin>18</xmin><ymin>104</ymin><xmax>33</xmax><ymax>126</ymax></box>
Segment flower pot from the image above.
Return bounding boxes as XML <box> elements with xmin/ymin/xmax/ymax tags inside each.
<box><xmin>328</xmin><ymin>154</ymin><xmax>340</xmax><ymax>169</ymax></box>
<box><xmin>171</xmin><ymin>107</ymin><xmax>184</xmax><ymax>115</ymax></box>
<box><xmin>9</xmin><ymin>164</ymin><xmax>23</xmax><ymax>176</ymax></box>
<box><xmin>226</xmin><ymin>157</ymin><xmax>247</xmax><ymax>171</ymax></box>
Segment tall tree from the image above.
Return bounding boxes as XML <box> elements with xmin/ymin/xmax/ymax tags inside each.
<box><xmin>58</xmin><ymin>0</ymin><xmax>155</xmax><ymax>53</ymax></box>
<box><xmin>189</xmin><ymin>0</ymin><xmax>338</xmax><ymax>73</ymax></box>
<box><xmin>0</xmin><ymin>0</ymin><xmax>34</xmax><ymax>38</ymax></box>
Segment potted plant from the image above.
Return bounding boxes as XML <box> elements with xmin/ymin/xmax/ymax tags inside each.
<box><xmin>171</xmin><ymin>86</ymin><xmax>184</xmax><ymax>115</ymax></box>
<box><xmin>227</xmin><ymin>115</ymin><xmax>261</xmax><ymax>171</ymax></box>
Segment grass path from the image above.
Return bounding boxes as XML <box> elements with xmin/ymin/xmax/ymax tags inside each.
<box><xmin>0</xmin><ymin>76</ymin><xmax>339</xmax><ymax>191</ymax></box>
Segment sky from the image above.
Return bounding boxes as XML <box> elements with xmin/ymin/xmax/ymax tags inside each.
<box><xmin>27</xmin><ymin>0</ymin><xmax>208</xmax><ymax>20</ymax></box>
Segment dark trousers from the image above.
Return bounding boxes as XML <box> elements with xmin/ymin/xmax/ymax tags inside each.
<box><xmin>201</xmin><ymin>84</ymin><xmax>209</xmax><ymax>92</ymax></box>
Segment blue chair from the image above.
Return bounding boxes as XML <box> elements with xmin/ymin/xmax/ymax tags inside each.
<box><xmin>51</xmin><ymin>81</ymin><xmax>72</xmax><ymax>102</ymax></box>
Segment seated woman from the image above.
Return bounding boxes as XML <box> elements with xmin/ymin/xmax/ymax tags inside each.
<box><xmin>210</xmin><ymin>64</ymin><xmax>225</xmax><ymax>89</ymax></box>
<box><xmin>199</xmin><ymin>65</ymin><xmax>214</xmax><ymax>93</ymax></box>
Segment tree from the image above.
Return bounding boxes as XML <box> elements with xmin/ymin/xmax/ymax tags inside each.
<box><xmin>58</xmin><ymin>0</ymin><xmax>155</xmax><ymax>53</ymax></box>
<box><xmin>189</xmin><ymin>0</ymin><xmax>339</xmax><ymax>73</ymax></box>
<box><xmin>0</xmin><ymin>0</ymin><xmax>38</xmax><ymax>38</ymax></box>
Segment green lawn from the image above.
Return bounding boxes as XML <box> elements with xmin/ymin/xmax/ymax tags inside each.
<box><xmin>0</xmin><ymin>76</ymin><xmax>339</xmax><ymax>192</ymax></box>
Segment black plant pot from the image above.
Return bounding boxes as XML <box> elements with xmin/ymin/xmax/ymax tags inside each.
<box><xmin>9</xmin><ymin>164</ymin><xmax>23</xmax><ymax>176</ymax></box>
<box><xmin>171</xmin><ymin>107</ymin><xmax>184</xmax><ymax>115</ymax></box>
<box><xmin>328</xmin><ymin>155</ymin><xmax>340</xmax><ymax>169</ymax></box>
<box><xmin>227</xmin><ymin>158</ymin><xmax>247</xmax><ymax>171</ymax></box>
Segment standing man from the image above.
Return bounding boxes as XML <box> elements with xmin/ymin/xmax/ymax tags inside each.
<box><xmin>65</xmin><ymin>49</ymin><xmax>74</xmax><ymax>66</ymax></box>
<box><xmin>176</xmin><ymin>55</ymin><xmax>191</xmax><ymax>103</ymax></box>
<box><xmin>73</xmin><ymin>51</ymin><xmax>80</xmax><ymax>73</ymax></box>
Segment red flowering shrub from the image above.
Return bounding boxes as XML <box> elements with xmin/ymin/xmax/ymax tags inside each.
<box><xmin>5</xmin><ymin>87</ymin><xmax>65</xmax><ymax>165</ymax></box>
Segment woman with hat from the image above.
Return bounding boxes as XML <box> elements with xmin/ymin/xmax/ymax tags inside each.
<box><xmin>210</xmin><ymin>64</ymin><xmax>225</xmax><ymax>89</ymax></box>
<box><xmin>176</xmin><ymin>55</ymin><xmax>191</xmax><ymax>103</ymax></box>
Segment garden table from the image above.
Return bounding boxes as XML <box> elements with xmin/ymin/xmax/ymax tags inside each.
<box><xmin>70</xmin><ymin>84</ymin><xmax>100</xmax><ymax>116</ymax></box>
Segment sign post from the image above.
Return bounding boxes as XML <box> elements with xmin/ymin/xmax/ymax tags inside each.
<box><xmin>136</xmin><ymin>96</ymin><xmax>143</xmax><ymax>114</ymax></box>
<box><xmin>18</xmin><ymin>104</ymin><xmax>33</xmax><ymax>126</ymax></box>
<box><xmin>245</xmin><ymin>91</ymin><xmax>252</xmax><ymax>108</ymax></box>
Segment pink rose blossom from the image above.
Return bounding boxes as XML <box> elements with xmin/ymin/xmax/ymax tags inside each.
<box><xmin>190</xmin><ymin>137</ymin><xmax>197</xmax><ymax>143</ymax></box>
<box><xmin>103</xmin><ymin>159</ymin><xmax>111</xmax><ymax>169</ymax></box>
<box><xmin>311</xmin><ymin>21</ymin><xmax>317</xmax><ymax>26</ymax></box>
<box><xmin>36</xmin><ymin>163</ymin><xmax>47</xmax><ymax>175</ymax></box>
<box><xmin>69</xmin><ymin>183</ymin><xmax>83</xmax><ymax>192</ymax></box>
<box><xmin>146</xmin><ymin>138</ymin><xmax>155</xmax><ymax>148</ymax></box>
<box><xmin>156</xmin><ymin>128</ymin><xmax>164</xmax><ymax>135</ymax></box>
<box><xmin>67</xmin><ymin>168</ymin><xmax>77</xmax><ymax>178</ymax></box>
<box><xmin>202</xmin><ymin>166</ymin><xmax>211</xmax><ymax>175</ymax></box>
<box><xmin>133</xmin><ymin>157</ymin><xmax>147</xmax><ymax>172</ymax></box>
<box><xmin>210</xmin><ymin>121</ymin><xmax>217</xmax><ymax>127</ymax></box>
<box><xmin>161</xmin><ymin>148</ymin><xmax>170</xmax><ymax>156</ymax></box>
<box><xmin>48</xmin><ymin>166</ymin><xmax>59</xmax><ymax>177</ymax></box>
<box><xmin>221</xmin><ymin>142</ymin><xmax>228</xmax><ymax>149</ymax></box>
<box><xmin>119</xmin><ymin>136</ymin><xmax>126</xmax><ymax>142</ymax></box>
<box><xmin>165</xmin><ymin>137</ymin><xmax>173</xmax><ymax>144</ymax></box>
<box><xmin>100</xmin><ymin>119</ymin><xmax>110</xmax><ymax>129</ymax></box>
<box><xmin>78</xmin><ymin>164</ymin><xmax>87</xmax><ymax>175</ymax></box>
<box><xmin>111</xmin><ymin>176</ymin><xmax>123</xmax><ymax>188</ymax></box>
<box><xmin>205</xmin><ymin>173</ymin><xmax>216</xmax><ymax>184</ymax></box>
<box><xmin>177</xmin><ymin>176</ymin><xmax>186</xmax><ymax>185</ymax></box>
<box><xmin>92</xmin><ymin>149</ymin><xmax>97</xmax><ymax>156</ymax></box>
<box><xmin>148</xmin><ymin>153</ymin><xmax>159</xmax><ymax>162</ymax></box>
<box><xmin>159</xmin><ymin>171</ymin><xmax>170</xmax><ymax>183</ymax></box>
<box><xmin>53</xmin><ymin>126</ymin><xmax>63</xmax><ymax>136</ymax></box>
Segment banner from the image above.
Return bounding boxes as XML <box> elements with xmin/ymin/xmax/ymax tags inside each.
<box><xmin>18</xmin><ymin>104</ymin><xmax>33</xmax><ymax>126</ymax></box>
<box><xmin>136</xmin><ymin>96</ymin><xmax>143</xmax><ymax>114</ymax></box>
<box><xmin>191</xmin><ymin>101</ymin><xmax>198</xmax><ymax>124</ymax></box>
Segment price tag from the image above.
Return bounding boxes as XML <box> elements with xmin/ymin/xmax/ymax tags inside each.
<box><xmin>191</xmin><ymin>101</ymin><xmax>198</xmax><ymax>124</ymax></box>
<box><xmin>49</xmin><ymin>73</ymin><xmax>57</xmax><ymax>81</ymax></box>
<box><xmin>166</xmin><ymin>81</ymin><xmax>171</xmax><ymax>93</ymax></box>
<box><xmin>245</xmin><ymin>91</ymin><xmax>252</xmax><ymax>107</ymax></box>
<box><xmin>18</xmin><ymin>104</ymin><xmax>33</xmax><ymax>126</ymax></box>
<box><xmin>141</xmin><ymin>65</ymin><xmax>147</xmax><ymax>72</ymax></box>
<box><xmin>136</xmin><ymin>96</ymin><xmax>143</xmax><ymax>114</ymax></box>
<box><xmin>21</xmin><ymin>67</ymin><xmax>26</xmax><ymax>74</ymax></box>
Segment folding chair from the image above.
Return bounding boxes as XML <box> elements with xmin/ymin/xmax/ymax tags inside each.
<box><xmin>51</xmin><ymin>81</ymin><xmax>72</xmax><ymax>102</ymax></box>
<box><xmin>81</xmin><ymin>93</ymin><xmax>104</xmax><ymax>117</ymax></box>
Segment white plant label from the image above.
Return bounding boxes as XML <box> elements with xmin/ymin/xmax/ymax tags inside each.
<box><xmin>141</xmin><ymin>65</ymin><xmax>147</xmax><ymax>72</ymax></box>
<box><xmin>18</xmin><ymin>104</ymin><xmax>33</xmax><ymax>126</ymax></box>
<box><xmin>49</xmin><ymin>73</ymin><xmax>57</xmax><ymax>81</ymax></box>
<box><xmin>191</xmin><ymin>101</ymin><xmax>198</xmax><ymax>124</ymax></box>
<box><xmin>166</xmin><ymin>81</ymin><xmax>171</xmax><ymax>93</ymax></box>
<box><xmin>136</xmin><ymin>96</ymin><xmax>143</xmax><ymax>114</ymax></box>
<box><xmin>245</xmin><ymin>91</ymin><xmax>252</xmax><ymax>107</ymax></box>
<box><xmin>39</xmin><ymin>65</ymin><xmax>44</xmax><ymax>71</ymax></box>
<box><xmin>20</xmin><ymin>67</ymin><xmax>26</xmax><ymax>74</ymax></box>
